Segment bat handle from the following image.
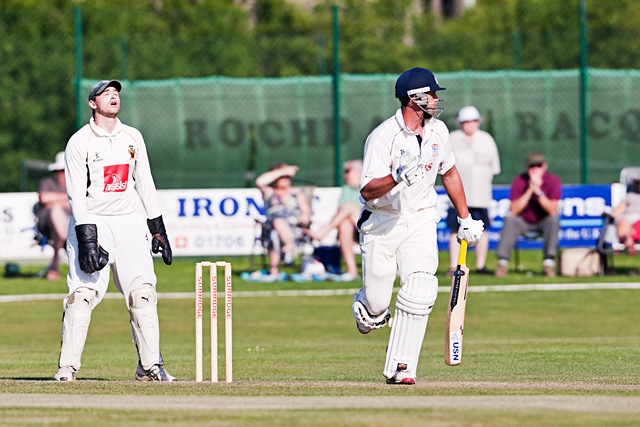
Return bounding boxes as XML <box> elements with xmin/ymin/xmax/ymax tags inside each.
<box><xmin>458</xmin><ymin>239</ymin><xmax>468</xmax><ymax>266</ymax></box>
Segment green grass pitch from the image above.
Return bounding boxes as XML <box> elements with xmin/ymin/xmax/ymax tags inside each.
<box><xmin>1</xmin><ymin>251</ymin><xmax>640</xmax><ymax>426</ymax></box>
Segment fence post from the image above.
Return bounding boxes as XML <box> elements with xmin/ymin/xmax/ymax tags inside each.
<box><xmin>512</xmin><ymin>30</ymin><xmax>521</xmax><ymax>70</ymax></box>
<box><xmin>332</xmin><ymin>4</ymin><xmax>341</xmax><ymax>187</ymax></box>
<box><xmin>120</xmin><ymin>35</ymin><xmax>129</xmax><ymax>80</ymax></box>
<box><xmin>75</xmin><ymin>6</ymin><xmax>83</xmax><ymax>131</ymax></box>
<box><xmin>579</xmin><ymin>0</ymin><xmax>588</xmax><ymax>184</ymax></box>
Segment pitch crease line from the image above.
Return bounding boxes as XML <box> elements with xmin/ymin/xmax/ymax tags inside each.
<box><xmin>1</xmin><ymin>282</ymin><xmax>640</xmax><ymax>303</ymax></box>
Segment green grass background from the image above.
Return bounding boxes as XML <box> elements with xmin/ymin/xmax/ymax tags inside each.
<box><xmin>1</xmin><ymin>250</ymin><xmax>640</xmax><ymax>426</ymax></box>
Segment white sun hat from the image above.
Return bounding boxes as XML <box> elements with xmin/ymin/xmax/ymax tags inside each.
<box><xmin>47</xmin><ymin>151</ymin><xmax>65</xmax><ymax>171</ymax></box>
<box><xmin>456</xmin><ymin>106</ymin><xmax>482</xmax><ymax>127</ymax></box>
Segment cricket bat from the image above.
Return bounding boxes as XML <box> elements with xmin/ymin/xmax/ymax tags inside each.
<box><xmin>445</xmin><ymin>239</ymin><xmax>470</xmax><ymax>366</ymax></box>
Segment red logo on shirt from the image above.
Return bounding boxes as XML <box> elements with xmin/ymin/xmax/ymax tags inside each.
<box><xmin>103</xmin><ymin>164</ymin><xmax>129</xmax><ymax>192</ymax></box>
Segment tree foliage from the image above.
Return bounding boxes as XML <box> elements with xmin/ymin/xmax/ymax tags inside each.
<box><xmin>1</xmin><ymin>0</ymin><xmax>639</xmax><ymax>191</ymax></box>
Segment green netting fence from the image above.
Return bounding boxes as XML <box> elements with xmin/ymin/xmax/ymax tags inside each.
<box><xmin>77</xmin><ymin>69</ymin><xmax>640</xmax><ymax>190</ymax></box>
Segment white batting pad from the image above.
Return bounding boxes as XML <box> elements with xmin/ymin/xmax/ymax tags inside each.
<box><xmin>58</xmin><ymin>288</ymin><xmax>96</xmax><ymax>370</ymax></box>
<box><xmin>128</xmin><ymin>286</ymin><xmax>160</xmax><ymax>370</ymax></box>
<box><xmin>383</xmin><ymin>272</ymin><xmax>438</xmax><ymax>379</ymax></box>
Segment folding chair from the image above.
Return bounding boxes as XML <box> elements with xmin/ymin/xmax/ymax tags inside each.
<box><xmin>596</xmin><ymin>167</ymin><xmax>640</xmax><ymax>269</ymax></box>
<box><xmin>513</xmin><ymin>230</ymin><xmax>543</xmax><ymax>271</ymax></box>
<box><xmin>620</xmin><ymin>167</ymin><xmax>640</xmax><ymax>191</ymax></box>
<box><xmin>248</xmin><ymin>184</ymin><xmax>316</xmax><ymax>272</ymax></box>
<box><xmin>595</xmin><ymin>212</ymin><xmax>615</xmax><ymax>275</ymax></box>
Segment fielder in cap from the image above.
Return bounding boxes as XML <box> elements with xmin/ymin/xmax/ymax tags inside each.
<box><xmin>54</xmin><ymin>79</ymin><xmax>176</xmax><ymax>382</ymax></box>
<box><xmin>353</xmin><ymin>67</ymin><xmax>484</xmax><ymax>384</ymax></box>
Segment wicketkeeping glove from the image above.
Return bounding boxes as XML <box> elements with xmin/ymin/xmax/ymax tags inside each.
<box><xmin>457</xmin><ymin>215</ymin><xmax>484</xmax><ymax>247</ymax></box>
<box><xmin>147</xmin><ymin>215</ymin><xmax>172</xmax><ymax>265</ymax></box>
<box><xmin>75</xmin><ymin>224</ymin><xmax>109</xmax><ymax>274</ymax></box>
<box><xmin>394</xmin><ymin>152</ymin><xmax>424</xmax><ymax>187</ymax></box>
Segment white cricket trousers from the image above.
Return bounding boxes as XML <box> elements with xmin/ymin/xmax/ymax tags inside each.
<box><xmin>65</xmin><ymin>211</ymin><xmax>157</xmax><ymax>309</ymax></box>
<box><xmin>358</xmin><ymin>207</ymin><xmax>440</xmax><ymax>315</ymax></box>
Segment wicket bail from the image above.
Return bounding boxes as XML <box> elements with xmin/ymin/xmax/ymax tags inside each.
<box><xmin>195</xmin><ymin>261</ymin><xmax>232</xmax><ymax>383</ymax></box>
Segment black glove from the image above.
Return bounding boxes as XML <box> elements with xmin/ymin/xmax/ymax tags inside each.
<box><xmin>147</xmin><ymin>215</ymin><xmax>172</xmax><ymax>265</ymax></box>
<box><xmin>75</xmin><ymin>224</ymin><xmax>109</xmax><ymax>274</ymax></box>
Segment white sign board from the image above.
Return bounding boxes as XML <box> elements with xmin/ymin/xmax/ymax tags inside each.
<box><xmin>0</xmin><ymin>188</ymin><xmax>343</xmax><ymax>261</ymax></box>
<box><xmin>0</xmin><ymin>192</ymin><xmax>53</xmax><ymax>262</ymax></box>
<box><xmin>159</xmin><ymin>187</ymin><xmax>343</xmax><ymax>256</ymax></box>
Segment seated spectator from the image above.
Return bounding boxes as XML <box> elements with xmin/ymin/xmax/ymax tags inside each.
<box><xmin>306</xmin><ymin>159</ymin><xmax>362</xmax><ymax>280</ymax></box>
<box><xmin>256</xmin><ymin>162</ymin><xmax>311</xmax><ymax>277</ymax></box>
<box><xmin>37</xmin><ymin>151</ymin><xmax>71</xmax><ymax>281</ymax></box>
<box><xmin>495</xmin><ymin>152</ymin><xmax>561</xmax><ymax>277</ymax></box>
<box><xmin>610</xmin><ymin>177</ymin><xmax>640</xmax><ymax>255</ymax></box>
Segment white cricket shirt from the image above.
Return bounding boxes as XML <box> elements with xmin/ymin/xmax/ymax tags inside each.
<box><xmin>65</xmin><ymin>118</ymin><xmax>162</xmax><ymax>226</ymax></box>
<box><xmin>360</xmin><ymin>108</ymin><xmax>455</xmax><ymax>215</ymax></box>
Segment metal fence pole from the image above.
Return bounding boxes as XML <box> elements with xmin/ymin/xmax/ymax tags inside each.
<box><xmin>75</xmin><ymin>6</ymin><xmax>83</xmax><ymax>131</ymax></box>
<box><xmin>579</xmin><ymin>0</ymin><xmax>588</xmax><ymax>184</ymax></box>
<box><xmin>332</xmin><ymin>4</ymin><xmax>341</xmax><ymax>187</ymax></box>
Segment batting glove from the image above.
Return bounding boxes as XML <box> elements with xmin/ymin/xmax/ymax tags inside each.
<box><xmin>75</xmin><ymin>224</ymin><xmax>109</xmax><ymax>274</ymax></box>
<box><xmin>457</xmin><ymin>215</ymin><xmax>484</xmax><ymax>247</ymax></box>
<box><xmin>147</xmin><ymin>215</ymin><xmax>173</xmax><ymax>265</ymax></box>
<box><xmin>394</xmin><ymin>152</ymin><xmax>424</xmax><ymax>187</ymax></box>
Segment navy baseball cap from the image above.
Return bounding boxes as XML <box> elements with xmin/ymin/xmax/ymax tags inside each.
<box><xmin>88</xmin><ymin>80</ymin><xmax>122</xmax><ymax>101</ymax></box>
<box><xmin>395</xmin><ymin>68</ymin><xmax>445</xmax><ymax>98</ymax></box>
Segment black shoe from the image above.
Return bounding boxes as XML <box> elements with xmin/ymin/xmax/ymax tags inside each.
<box><xmin>476</xmin><ymin>268</ymin><xmax>492</xmax><ymax>275</ymax></box>
<box><xmin>135</xmin><ymin>363</ymin><xmax>176</xmax><ymax>381</ymax></box>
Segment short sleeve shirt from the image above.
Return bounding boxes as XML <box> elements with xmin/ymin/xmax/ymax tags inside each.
<box><xmin>338</xmin><ymin>185</ymin><xmax>361</xmax><ymax>207</ymax></box>
<box><xmin>360</xmin><ymin>108</ymin><xmax>455</xmax><ymax>215</ymax></box>
<box><xmin>509</xmin><ymin>171</ymin><xmax>562</xmax><ymax>224</ymax></box>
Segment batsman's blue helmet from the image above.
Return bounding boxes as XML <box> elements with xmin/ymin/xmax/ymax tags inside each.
<box><xmin>395</xmin><ymin>67</ymin><xmax>445</xmax><ymax>98</ymax></box>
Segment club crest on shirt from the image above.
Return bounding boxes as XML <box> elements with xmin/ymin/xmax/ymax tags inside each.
<box><xmin>431</xmin><ymin>143</ymin><xmax>439</xmax><ymax>157</ymax></box>
<box><xmin>92</xmin><ymin>152</ymin><xmax>104</xmax><ymax>163</ymax></box>
<box><xmin>103</xmin><ymin>164</ymin><xmax>130</xmax><ymax>192</ymax></box>
<box><xmin>128</xmin><ymin>145</ymin><xmax>136</xmax><ymax>160</ymax></box>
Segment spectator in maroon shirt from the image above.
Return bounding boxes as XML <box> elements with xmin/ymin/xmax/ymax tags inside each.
<box><xmin>495</xmin><ymin>151</ymin><xmax>561</xmax><ymax>277</ymax></box>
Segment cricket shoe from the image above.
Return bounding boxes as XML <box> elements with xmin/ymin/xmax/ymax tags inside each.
<box><xmin>352</xmin><ymin>302</ymin><xmax>390</xmax><ymax>334</ymax></box>
<box><xmin>385</xmin><ymin>364</ymin><xmax>416</xmax><ymax>385</ymax></box>
<box><xmin>54</xmin><ymin>367</ymin><xmax>76</xmax><ymax>382</ymax></box>
<box><xmin>135</xmin><ymin>363</ymin><xmax>177</xmax><ymax>382</ymax></box>
<box><xmin>352</xmin><ymin>290</ymin><xmax>391</xmax><ymax>334</ymax></box>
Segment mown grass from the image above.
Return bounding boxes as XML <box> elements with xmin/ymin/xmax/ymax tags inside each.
<box><xmin>1</xmin><ymin>250</ymin><xmax>639</xmax><ymax>426</ymax></box>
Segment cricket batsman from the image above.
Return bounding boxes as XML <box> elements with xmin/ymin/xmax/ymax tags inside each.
<box><xmin>353</xmin><ymin>67</ymin><xmax>484</xmax><ymax>384</ymax></box>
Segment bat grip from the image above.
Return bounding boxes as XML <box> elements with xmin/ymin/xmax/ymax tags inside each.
<box><xmin>458</xmin><ymin>239</ymin><xmax>468</xmax><ymax>266</ymax></box>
